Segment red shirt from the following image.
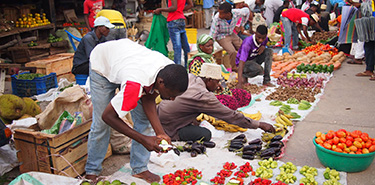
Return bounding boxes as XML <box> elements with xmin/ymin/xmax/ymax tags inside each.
<box><xmin>167</xmin><ymin>0</ymin><xmax>186</xmax><ymax>22</ymax></box>
<box><xmin>84</xmin><ymin>0</ymin><xmax>105</xmax><ymax>28</ymax></box>
<box><xmin>282</xmin><ymin>8</ymin><xmax>310</xmax><ymax>26</ymax></box>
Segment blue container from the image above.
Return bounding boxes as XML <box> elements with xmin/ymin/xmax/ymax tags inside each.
<box><xmin>11</xmin><ymin>72</ymin><xmax>58</xmax><ymax>97</ymax></box>
<box><xmin>75</xmin><ymin>74</ymin><xmax>88</xmax><ymax>85</ymax></box>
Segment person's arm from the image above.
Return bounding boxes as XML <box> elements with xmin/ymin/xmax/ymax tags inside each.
<box><xmin>296</xmin><ymin>24</ymin><xmax>307</xmax><ymax>41</ymax></box>
<box><xmin>236</xmin><ymin>39</ymin><xmax>251</xmax><ymax>89</ymax></box>
<box><xmin>102</xmin><ymin>104</ymin><xmax>164</xmax><ymax>152</ymax></box>
<box><xmin>237</xmin><ymin>60</ymin><xmax>246</xmax><ymax>89</ymax></box>
<box><xmin>315</xmin><ymin>22</ymin><xmax>323</xmax><ymax>32</ymax></box>
<box><xmin>154</xmin><ymin>0</ymin><xmax>177</xmax><ymax>14</ymax></box>
<box><xmin>84</xmin><ymin>14</ymin><xmax>91</xmax><ymax>31</ymax></box>
<box><xmin>209</xmin><ymin>16</ymin><xmax>219</xmax><ymax>40</ymax></box>
<box><xmin>184</xmin><ymin>0</ymin><xmax>194</xmax><ymax>11</ymax></box>
<box><xmin>141</xmin><ymin>94</ymin><xmax>171</xmax><ymax>143</ymax></box>
<box><xmin>302</xmin><ymin>25</ymin><xmax>311</xmax><ymax>41</ymax></box>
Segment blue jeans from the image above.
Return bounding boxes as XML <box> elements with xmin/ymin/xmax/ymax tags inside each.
<box><xmin>85</xmin><ymin>70</ymin><xmax>154</xmax><ymax>175</ymax></box>
<box><xmin>85</xmin><ymin>70</ymin><xmax>120</xmax><ymax>176</ymax></box>
<box><xmin>281</xmin><ymin>16</ymin><xmax>299</xmax><ymax>49</ymax></box>
<box><xmin>167</xmin><ymin>19</ymin><xmax>190</xmax><ymax>66</ymax></box>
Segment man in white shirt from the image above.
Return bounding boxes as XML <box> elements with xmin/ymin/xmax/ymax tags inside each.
<box><xmin>84</xmin><ymin>39</ymin><xmax>189</xmax><ymax>184</ymax></box>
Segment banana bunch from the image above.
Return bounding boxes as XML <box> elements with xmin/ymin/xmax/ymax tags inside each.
<box><xmin>212</xmin><ymin>120</ymin><xmax>247</xmax><ymax>132</ymax></box>
<box><xmin>275</xmin><ymin>112</ymin><xmax>293</xmax><ymax>128</ymax></box>
<box><xmin>196</xmin><ymin>113</ymin><xmax>216</xmax><ymax>123</ymax></box>
<box><xmin>240</xmin><ymin>111</ymin><xmax>262</xmax><ymax>121</ymax></box>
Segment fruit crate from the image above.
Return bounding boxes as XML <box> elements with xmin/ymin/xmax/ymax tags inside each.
<box><xmin>11</xmin><ymin>72</ymin><xmax>57</xmax><ymax>97</ymax></box>
<box><xmin>13</xmin><ymin>120</ymin><xmax>112</xmax><ymax>177</ymax></box>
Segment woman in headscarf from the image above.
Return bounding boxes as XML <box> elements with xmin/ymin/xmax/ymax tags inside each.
<box><xmin>187</xmin><ymin>34</ymin><xmax>216</xmax><ymax>76</ymax></box>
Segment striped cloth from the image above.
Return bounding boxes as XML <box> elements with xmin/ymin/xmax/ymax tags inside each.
<box><xmin>338</xmin><ymin>6</ymin><xmax>358</xmax><ymax>44</ymax></box>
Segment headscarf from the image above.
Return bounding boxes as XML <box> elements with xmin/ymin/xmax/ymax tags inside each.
<box><xmin>187</xmin><ymin>34</ymin><xmax>215</xmax><ymax>66</ymax></box>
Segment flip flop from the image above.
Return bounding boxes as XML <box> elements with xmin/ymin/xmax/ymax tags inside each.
<box><xmin>370</xmin><ymin>75</ymin><xmax>375</xmax><ymax>81</ymax></box>
<box><xmin>355</xmin><ymin>72</ymin><xmax>373</xmax><ymax>77</ymax></box>
<box><xmin>347</xmin><ymin>60</ymin><xmax>363</xmax><ymax>65</ymax></box>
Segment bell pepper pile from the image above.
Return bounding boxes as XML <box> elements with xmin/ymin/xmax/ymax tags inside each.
<box><xmin>162</xmin><ymin>168</ymin><xmax>202</xmax><ymax>185</ymax></box>
<box><xmin>210</xmin><ymin>162</ymin><xmax>255</xmax><ymax>185</ymax></box>
<box><xmin>302</xmin><ymin>43</ymin><xmax>338</xmax><ymax>56</ymax></box>
<box><xmin>249</xmin><ymin>178</ymin><xmax>288</xmax><ymax>185</ymax></box>
<box><xmin>296</xmin><ymin>63</ymin><xmax>334</xmax><ymax>74</ymax></box>
<box><xmin>315</xmin><ymin>129</ymin><xmax>375</xmax><ymax>154</ymax></box>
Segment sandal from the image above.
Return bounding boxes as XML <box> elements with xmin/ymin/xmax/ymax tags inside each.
<box><xmin>347</xmin><ymin>59</ymin><xmax>363</xmax><ymax>65</ymax></box>
<box><xmin>355</xmin><ymin>71</ymin><xmax>374</xmax><ymax>77</ymax></box>
<box><xmin>370</xmin><ymin>75</ymin><xmax>375</xmax><ymax>81</ymax></box>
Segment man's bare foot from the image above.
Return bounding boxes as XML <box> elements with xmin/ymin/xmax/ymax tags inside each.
<box><xmin>132</xmin><ymin>170</ymin><xmax>160</xmax><ymax>183</ymax></box>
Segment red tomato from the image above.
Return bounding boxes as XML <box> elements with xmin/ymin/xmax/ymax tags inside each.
<box><xmin>336</xmin><ymin>131</ymin><xmax>346</xmax><ymax>138</ymax></box>
<box><xmin>354</xmin><ymin>138</ymin><xmax>363</xmax><ymax>143</ymax></box>
<box><xmin>337</xmin><ymin>143</ymin><xmax>345</xmax><ymax>150</ymax></box>
<box><xmin>339</xmin><ymin>137</ymin><xmax>347</xmax><ymax>143</ymax></box>
<box><xmin>326</xmin><ymin>133</ymin><xmax>334</xmax><ymax>140</ymax></box>
<box><xmin>346</xmin><ymin>140</ymin><xmax>353</xmax><ymax>147</ymax></box>
<box><xmin>362</xmin><ymin>148</ymin><xmax>370</xmax><ymax>154</ymax></box>
<box><xmin>323</xmin><ymin>142</ymin><xmax>332</xmax><ymax>149</ymax></box>
<box><xmin>369</xmin><ymin>145</ymin><xmax>375</xmax><ymax>153</ymax></box>
<box><xmin>333</xmin><ymin>148</ymin><xmax>343</xmax><ymax>153</ymax></box>
<box><xmin>346</xmin><ymin>135</ymin><xmax>354</xmax><ymax>142</ymax></box>
<box><xmin>320</xmin><ymin>134</ymin><xmax>327</xmax><ymax>141</ymax></box>
<box><xmin>353</xmin><ymin>141</ymin><xmax>363</xmax><ymax>149</ymax></box>
<box><xmin>365</xmin><ymin>141</ymin><xmax>372</xmax><ymax>149</ymax></box>
<box><xmin>360</xmin><ymin>133</ymin><xmax>369</xmax><ymax>142</ymax></box>
<box><xmin>333</xmin><ymin>137</ymin><xmax>339</xmax><ymax>145</ymax></box>
<box><xmin>349</xmin><ymin>146</ymin><xmax>358</xmax><ymax>152</ymax></box>
<box><xmin>316</xmin><ymin>132</ymin><xmax>322</xmax><ymax>137</ymax></box>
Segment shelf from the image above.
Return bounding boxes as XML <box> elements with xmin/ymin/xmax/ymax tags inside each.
<box><xmin>0</xmin><ymin>24</ymin><xmax>55</xmax><ymax>39</ymax></box>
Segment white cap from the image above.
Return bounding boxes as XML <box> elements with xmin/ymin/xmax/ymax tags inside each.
<box><xmin>321</xmin><ymin>4</ymin><xmax>327</xmax><ymax>10</ymax></box>
<box><xmin>94</xmin><ymin>16</ymin><xmax>115</xmax><ymax>28</ymax></box>
<box><xmin>311</xmin><ymin>13</ymin><xmax>319</xmax><ymax>22</ymax></box>
<box><xmin>233</xmin><ymin>0</ymin><xmax>245</xmax><ymax>3</ymax></box>
<box><xmin>199</xmin><ymin>63</ymin><xmax>222</xmax><ymax>80</ymax></box>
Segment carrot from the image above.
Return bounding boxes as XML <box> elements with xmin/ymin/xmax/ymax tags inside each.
<box><xmin>333</xmin><ymin>62</ymin><xmax>341</xmax><ymax>70</ymax></box>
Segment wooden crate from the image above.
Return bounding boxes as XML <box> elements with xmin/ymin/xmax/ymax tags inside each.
<box><xmin>8</xmin><ymin>44</ymin><xmax>50</xmax><ymax>64</ymax></box>
<box><xmin>25</xmin><ymin>53</ymin><xmax>75</xmax><ymax>82</ymax></box>
<box><xmin>14</xmin><ymin>120</ymin><xmax>112</xmax><ymax>177</ymax></box>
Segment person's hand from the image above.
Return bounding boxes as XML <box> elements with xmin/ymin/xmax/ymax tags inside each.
<box><xmin>258</xmin><ymin>122</ymin><xmax>276</xmax><ymax>133</ymax></box>
<box><xmin>258</xmin><ymin>45</ymin><xmax>265</xmax><ymax>55</ymax></box>
<box><xmin>157</xmin><ymin>134</ymin><xmax>171</xmax><ymax>144</ymax></box>
<box><xmin>154</xmin><ymin>9</ymin><xmax>162</xmax><ymax>15</ymax></box>
<box><xmin>143</xmin><ymin>135</ymin><xmax>164</xmax><ymax>152</ymax></box>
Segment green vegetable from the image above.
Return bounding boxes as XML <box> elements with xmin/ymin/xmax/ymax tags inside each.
<box><xmin>270</xmin><ymin>100</ymin><xmax>283</xmax><ymax>106</ymax></box>
<box><xmin>298</xmin><ymin>100</ymin><xmax>312</xmax><ymax>110</ymax></box>
<box><xmin>289</xmin><ymin>112</ymin><xmax>301</xmax><ymax>119</ymax></box>
<box><xmin>286</xmin><ymin>98</ymin><xmax>299</xmax><ymax>104</ymax></box>
<box><xmin>17</xmin><ymin>73</ymin><xmax>45</xmax><ymax>80</ymax></box>
<box><xmin>280</xmin><ymin>104</ymin><xmax>292</xmax><ymax>114</ymax></box>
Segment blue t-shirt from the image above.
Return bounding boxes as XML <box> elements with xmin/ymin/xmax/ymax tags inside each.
<box><xmin>203</xmin><ymin>0</ymin><xmax>215</xmax><ymax>9</ymax></box>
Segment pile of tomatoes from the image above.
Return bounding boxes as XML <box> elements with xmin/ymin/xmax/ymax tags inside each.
<box><xmin>315</xmin><ymin>129</ymin><xmax>375</xmax><ymax>154</ymax></box>
<box><xmin>249</xmin><ymin>178</ymin><xmax>288</xmax><ymax>185</ymax></box>
<box><xmin>302</xmin><ymin>43</ymin><xmax>338</xmax><ymax>56</ymax></box>
<box><xmin>162</xmin><ymin>168</ymin><xmax>202</xmax><ymax>185</ymax></box>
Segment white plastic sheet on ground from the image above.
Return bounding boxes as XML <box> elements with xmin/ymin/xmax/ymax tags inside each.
<box><xmin>9</xmin><ymin>172</ymin><xmax>83</xmax><ymax>185</ymax></box>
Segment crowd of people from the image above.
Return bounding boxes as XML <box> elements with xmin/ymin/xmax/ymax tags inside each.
<box><xmin>71</xmin><ymin>0</ymin><xmax>375</xmax><ymax>184</ymax></box>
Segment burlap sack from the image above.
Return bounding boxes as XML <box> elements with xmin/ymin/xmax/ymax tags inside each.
<box><xmin>36</xmin><ymin>85</ymin><xmax>92</xmax><ymax>130</ymax></box>
<box><xmin>110</xmin><ymin>114</ymin><xmax>133</xmax><ymax>154</ymax></box>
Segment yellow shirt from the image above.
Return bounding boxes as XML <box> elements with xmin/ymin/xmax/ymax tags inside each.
<box><xmin>96</xmin><ymin>9</ymin><xmax>126</xmax><ymax>26</ymax></box>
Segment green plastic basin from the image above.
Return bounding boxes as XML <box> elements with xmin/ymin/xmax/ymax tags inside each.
<box><xmin>313</xmin><ymin>137</ymin><xmax>375</xmax><ymax>172</ymax></box>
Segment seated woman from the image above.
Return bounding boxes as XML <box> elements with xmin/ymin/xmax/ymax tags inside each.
<box><xmin>187</xmin><ymin>34</ymin><xmax>216</xmax><ymax>76</ymax></box>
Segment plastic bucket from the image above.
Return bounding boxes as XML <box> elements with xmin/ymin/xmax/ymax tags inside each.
<box><xmin>75</xmin><ymin>74</ymin><xmax>88</xmax><ymax>85</ymax></box>
<box><xmin>186</xmin><ymin>28</ymin><xmax>197</xmax><ymax>44</ymax></box>
<box><xmin>313</xmin><ymin>137</ymin><xmax>375</xmax><ymax>172</ymax></box>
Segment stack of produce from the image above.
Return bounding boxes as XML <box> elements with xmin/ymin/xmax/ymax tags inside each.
<box><xmin>15</xmin><ymin>13</ymin><xmax>50</xmax><ymax>28</ymax></box>
<box><xmin>173</xmin><ymin>139</ymin><xmax>216</xmax><ymax>157</ymax></box>
<box><xmin>310</xmin><ymin>31</ymin><xmax>338</xmax><ymax>43</ymax></box>
<box><xmin>0</xmin><ymin>94</ymin><xmax>42</xmax><ymax>124</ymax></box>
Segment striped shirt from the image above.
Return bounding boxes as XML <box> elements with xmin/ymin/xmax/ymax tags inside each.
<box><xmin>209</xmin><ymin>8</ymin><xmax>250</xmax><ymax>41</ymax></box>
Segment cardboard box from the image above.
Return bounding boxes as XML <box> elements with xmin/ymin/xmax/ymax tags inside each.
<box><xmin>14</xmin><ymin>120</ymin><xmax>112</xmax><ymax>177</ymax></box>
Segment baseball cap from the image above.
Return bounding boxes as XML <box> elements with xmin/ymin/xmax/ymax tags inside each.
<box><xmin>94</xmin><ymin>16</ymin><xmax>115</xmax><ymax>29</ymax></box>
<box><xmin>199</xmin><ymin>63</ymin><xmax>222</xmax><ymax>80</ymax></box>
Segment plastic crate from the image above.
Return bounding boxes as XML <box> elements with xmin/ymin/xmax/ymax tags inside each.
<box><xmin>11</xmin><ymin>72</ymin><xmax>58</xmax><ymax>97</ymax></box>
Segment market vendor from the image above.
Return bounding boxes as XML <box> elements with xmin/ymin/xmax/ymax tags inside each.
<box><xmin>71</xmin><ymin>16</ymin><xmax>114</xmax><ymax>75</ymax></box>
<box><xmin>236</xmin><ymin>25</ymin><xmax>274</xmax><ymax>88</ymax></box>
<box><xmin>85</xmin><ymin>39</ymin><xmax>188</xmax><ymax>184</ymax></box>
<box><xmin>96</xmin><ymin>9</ymin><xmax>127</xmax><ymax>40</ymax></box>
<box><xmin>210</xmin><ymin>2</ymin><xmax>250</xmax><ymax>71</ymax></box>
<box><xmin>280</xmin><ymin>8</ymin><xmax>319</xmax><ymax>50</ymax></box>
<box><xmin>158</xmin><ymin>63</ymin><xmax>275</xmax><ymax>142</ymax></box>
<box><xmin>187</xmin><ymin>34</ymin><xmax>216</xmax><ymax>76</ymax></box>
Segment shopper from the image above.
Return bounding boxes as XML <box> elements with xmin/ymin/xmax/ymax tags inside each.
<box><xmin>158</xmin><ymin>63</ymin><xmax>275</xmax><ymax>141</ymax></box>
<box><xmin>203</xmin><ymin>0</ymin><xmax>215</xmax><ymax>29</ymax></box>
<box><xmin>154</xmin><ymin>0</ymin><xmax>194</xmax><ymax>66</ymax></box>
<box><xmin>83</xmin><ymin>0</ymin><xmax>105</xmax><ymax>31</ymax></box>
<box><xmin>84</xmin><ymin>39</ymin><xmax>189</xmax><ymax>184</ymax></box>
<box><xmin>210</xmin><ymin>2</ymin><xmax>250</xmax><ymax>71</ymax></box>
<box><xmin>236</xmin><ymin>25</ymin><xmax>274</xmax><ymax>88</ymax></box>
<box><xmin>187</xmin><ymin>34</ymin><xmax>216</xmax><ymax>76</ymax></box>
<box><xmin>264</xmin><ymin>0</ymin><xmax>283</xmax><ymax>26</ymax></box>
<box><xmin>72</xmin><ymin>16</ymin><xmax>114</xmax><ymax>75</ymax></box>
<box><xmin>273</xmin><ymin>0</ymin><xmax>290</xmax><ymax>23</ymax></box>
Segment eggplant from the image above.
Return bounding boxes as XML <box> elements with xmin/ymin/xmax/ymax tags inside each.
<box><xmin>183</xmin><ymin>146</ymin><xmax>191</xmax><ymax>152</ymax></box>
<box><xmin>271</xmin><ymin>135</ymin><xmax>283</xmax><ymax>142</ymax></box>
<box><xmin>230</xmin><ymin>141</ymin><xmax>244</xmax><ymax>146</ymax></box>
<box><xmin>203</xmin><ymin>141</ymin><xmax>216</xmax><ymax>148</ymax></box>
<box><xmin>233</xmin><ymin>133</ymin><xmax>246</xmax><ymax>140</ymax></box>
<box><xmin>190</xmin><ymin>151</ymin><xmax>197</xmax><ymax>157</ymax></box>
<box><xmin>228</xmin><ymin>147</ymin><xmax>239</xmax><ymax>152</ymax></box>
<box><xmin>229</xmin><ymin>143</ymin><xmax>244</xmax><ymax>149</ymax></box>
<box><xmin>186</xmin><ymin>140</ymin><xmax>194</xmax><ymax>145</ymax></box>
<box><xmin>260</xmin><ymin>148</ymin><xmax>276</xmax><ymax>158</ymax></box>
<box><xmin>192</xmin><ymin>145</ymin><xmax>202</xmax><ymax>154</ymax></box>
<box><xmin>242</xmin><ymin>154</ymin><xmax>255</xmax><ymax>160</ymax></box>
<box><xmin>243</xmin><ymin>144</ymin><xmax>259</xmax><ymax>151</ymax></box>
<box><xmin>173</xmin><ymin>148</ymin><xmax>180</xmax><ymax>156</ymax></box>
<box><xmin>269</xmin><ymin>140</ymin><xmax>284</xmax><ymax>148</ymax></box>
<box><xmin>243</xmin><ymin>150</ymin><xmax>256</xmax><ymax>156</ymax></box>
<box><xmin>231</xmin><ymin>138</ymin><xmax>247</xmax><ymax>143</ymax></box>
<box><xmin>275</xmin><ymin>150</ymin><xmax>281</xmax><ymax>157</ymax></box>
<box><xmin>248</xmin><ymin>138</ymin><xmax>262</xmax><ymax>145</ymax></box>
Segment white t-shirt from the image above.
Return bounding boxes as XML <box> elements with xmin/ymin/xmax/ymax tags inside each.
<box><xmin>90</xmin><ymin>39</ymin><xmax>173</xmax><ymax>117</ymax></box>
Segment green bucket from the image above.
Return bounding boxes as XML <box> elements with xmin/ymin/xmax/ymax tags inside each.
<box><xmin>313</xmin><ymin>137</ymin><xmax>375</xmax><ymax>172</ymax></box>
